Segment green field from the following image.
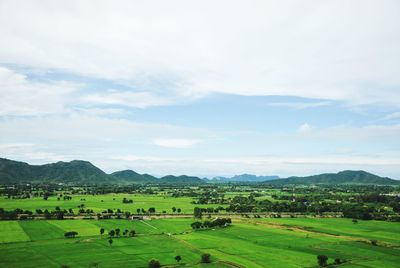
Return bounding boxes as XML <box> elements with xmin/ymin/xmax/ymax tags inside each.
<box><xmin>0</xmin><ymin>218</ymin><xmax>399</xmax><ymax>267</ymax></box>
<box><xmin>0</xmin><ymin>193</ymin><xmax>220</xmax><ymax>214</ymax></box>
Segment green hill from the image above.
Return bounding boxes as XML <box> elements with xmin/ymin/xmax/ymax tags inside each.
<box><xmin>0</xmin><ymin>158</ymin><xmax>112</xmax><ymax>184</ymax></box>
<box><xmin>268</xmin><ymin>170</ymin><xmax>399</xmax><ymax>185</ymax></box>
<box><xmin>0</xmin><ymin>158</ymin><xmax>205</xmax><ymax>185</ymax></box>
<box><xmin>159</xmin><ymin>175</ymin><xmax>205</xmax><ymax>184</ymax></box>
<box><xmin>111</xmin><ymin>170</ymin><xmax>157</xmax><ymax>183</ymax></box>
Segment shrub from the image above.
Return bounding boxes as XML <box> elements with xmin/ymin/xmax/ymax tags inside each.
<box><xmin>148</xmin><ymin>259</ymin><xmax>161</xmax><ymax>268</ymax></box>
<box><xmin>201</xmin><ymin>253</ymin><xmax>211</xmax><ymax>263</ymax></box>
<box><xmin>317</xmin><ymin>255</ymin><xmax>328</xmax><ymax>267</ymax></box>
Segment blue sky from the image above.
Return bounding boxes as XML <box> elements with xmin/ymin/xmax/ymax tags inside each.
<box><xmin>0</xmin><ymin>1</ymin><xmax>400</xmax><ymax>178</ymax></box>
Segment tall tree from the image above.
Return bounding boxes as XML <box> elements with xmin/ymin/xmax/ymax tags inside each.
<box><xmin>317</xmin><ymin>255</ymin><xmax>328</xmax><ymax>267</ymax></box>
<box><xmin>194</xmin><ymin>207</ymin><xmax>202</xmax><ymax>218</ymax></box>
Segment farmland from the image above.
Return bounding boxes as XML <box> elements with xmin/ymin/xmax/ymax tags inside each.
<box><xmin>0</xmin><ymin>193</ymin><xmax>213</xmax><ymax>214</ymax></box>
<box><xmin>0</xmin><ymin>218</ymin><xmax>399</xmax><ymax>267</ymax></box>
<box><xmin>1</xmin><ymin>184</ymin><xmax>400</xmax><ymax>267</ymax></box>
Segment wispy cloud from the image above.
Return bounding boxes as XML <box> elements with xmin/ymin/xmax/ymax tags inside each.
<box><xmin>0</xmin><ymin>67</ymin><xmax>79</xmax><ymax>116</ymax></box>
<box><xmin>153</xmin><ymin>138</ymin><xmax>201</xmax><ymax>149</ymax></box>
<box><xmin>268</xmin><ymin>101</ymin><xmax>330</xmax><ymax>109</ymax></box>
<box><xmin>82</xmin><ymin>90</ymin><xmax>173</xmax><ymax>109</ymax></box>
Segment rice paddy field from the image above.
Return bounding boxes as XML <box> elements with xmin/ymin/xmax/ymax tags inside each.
<box><xmin>0</xmin><ymin>193</ymin><xmax>221</xmax><ymax>214</ymax></box>
<box><xmin>0</xmin><ymin>218</ymin><xmax>399</xmax><ymax>268</ymax></box>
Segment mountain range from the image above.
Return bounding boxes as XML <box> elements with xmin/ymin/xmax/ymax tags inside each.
<box><xmin>0</xmin><ymin>158</ymin><xmax>203</xmax><ymax>185</ymax></box>
<box><xmin>210</xmin><ymin>174</ymin><xmax>279</xmax><ymax>183</ymax></box>
<box><xmin>268</xmin><ymin>170</ymin><xmax>400</xmax><ymax>185</ymax></box>
<box><xmin>0</xmin><ymin>158</ymin><xmax>398</xmax><ymax>185</ymax></box>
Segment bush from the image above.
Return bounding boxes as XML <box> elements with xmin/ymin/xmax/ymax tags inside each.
<box><xmin>317</xmin><ymin>255</ymin><xmax>328</xmax><ymax>267</ymax></box>
<box><xmin>148</xmin><ymin>259</ymin><xmax>160</xmax><ymax>268</ymax></box>
<box><xmin>201</xmin><ymin>253</ymin><xmax>211</xmax><ymax>263</ymax></box>
<box><xmin>64</xmin><ymin>231</ymin><xmax>78</xmax><ymax>238</ymax></box>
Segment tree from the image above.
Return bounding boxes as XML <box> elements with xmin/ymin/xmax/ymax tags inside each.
<box><xmin>148</xmin><ymin>259</ymin><xmax>161</xmax><ymax>268</ymax></box>
<box><xmin>191</xmin><ymin>221</ymin><xmax>203</xmax><ymax>229</ymax></box>
<box><xmin>115</xmin><ymin>228</ymin><xmax>121</xmax><ymax>237</ymax></box>
<box><xmin>56</xmin><ymin>211</ymin><xmax>64</xmax><ymax>220</ymax></box>
<box><xmin>129</xmin><ymin>230</ymin><xmax>136</xmax><ymax>237</ymax></box>
<box><xmin>108</xmin><ymin>238</ymin><xmax>113</xmax><ymax>246</ymax></box>
<box><xmin>194</xmin><ymin>207</ymin><xmax>202</xmax><ymax>218</ymax></box>
<box><xmin>317</xmin><ymin>255</ymin><xmax>328</xmax><ymax>267</ymax></box>
<box><xmin>64</xmin><ymin>231</ymin><xmax>78</xmax><ymax>238</ymax></box>
<box><xmin>137</xmin><ymin>208</ymin><xmax>141</xmax><ymax>214</ymax></box>
<box><xmin>172</xmin><ymin>207</ymin><xmax>176</xmax><ymax>213</ymax></box>
<box><xmin>177</xmin><ymin>208</ymin><xmax>181</xmax><ymax>213</ymax></box>
<box><xmin>175</xmin><ymin>255</ymin><xmax>182</xmax><ymax>263</ymax></box>
<box><xmin>100</xmin><ymin>228</ymin><xmax>105</xmax><ymax>237</ymax></box>
<box><xmin>334</xmin><ymin>258</ymin><xmax>342</xmax><ymax>265</ymax></box>
<box><xmin>109</xmin><ymin>230</ymin><xmax>115</xmax><ymax>237</ymax></box>
<box><xmin>352</xmin><ymin>219</ymin><xmax>358</xmax><ymax>224</ymax></box>
<box><xmin>201</xmin><ymin>253</ymin><xmax>211</xmax><ymax>263</ymax></box>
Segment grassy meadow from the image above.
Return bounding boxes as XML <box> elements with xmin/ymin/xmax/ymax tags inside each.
<box><xmin>0</xmin><ymin>193</ymin><xmax>221</xmax><ymax>214</ymax></box>
<box><xmin>0</xmin><ymin>218</ymin><xmax>399</xmax><ymax>267</ymax></box>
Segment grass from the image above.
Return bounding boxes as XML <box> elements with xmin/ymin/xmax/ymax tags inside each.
<box><xmin>257</xmin><ymin>217</ymin><xmax>400</xmax><ymax>244</ymax></box>
<box><xmin>0</xmin><ymin>218</ymin><xmax>399</xmax><ymax>267</ymax></box>
<box><xmin>0</xmin><ymin>193</ymin><xmax>221</xmax><ymax>214</ymax></box>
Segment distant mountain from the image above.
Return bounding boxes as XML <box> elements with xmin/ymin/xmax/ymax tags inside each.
<box><xmin>211</xmin><ymin>174</ymin><xmax>279</xmax><ymax>183</ymax></box>
<box><xmin>267</xmin><ymin>170</ymin><xmax>399</xmax><ymax>185</ymax></box>
<box><xmin>0</xmin><ymin>158</ymin><xmax>204</xmax><ymax>185</ymax></box>
<box><xmin>111</xmin><ymin>170</ymin><xmax>157</xmax><ymax>183</ymax></box>
<box><xmin>159</xmin><ymin>175</ymin><xmax>205</xmax><ymax>184</ymax></box>
<box><xmin>0</xmin><ymin>158</ymin><xmax>112</xmax><ymax>184</ymax></box>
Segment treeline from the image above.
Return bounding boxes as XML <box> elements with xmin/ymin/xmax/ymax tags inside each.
<box><xmin>225</xmin><ymin>195</ymin><xmax>400</xmax><ymax>221</ymax></box>
<box><xmin>191</xmin><ymin>218</ymin><xmax>232</xmax><ymax>229</ymax></box>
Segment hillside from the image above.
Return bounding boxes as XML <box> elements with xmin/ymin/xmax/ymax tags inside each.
<box><xmin>0</xmin><ymin>158</ymin><xmax>204</xmax><ymax>185</ymax></box>
<box><xmin>159</xmin><ymin>175</ymin><xmax>205</xmax><ymax>184</ymax></box>
<box><xmin>111</xmin><ymin>170</ymin><xmax>157</xmax><ymax>183</ymax></box>
<box><xmin>211</xmin><ymin>174</ymin><xmax>279</xmax><ymax>183</ymax></box>
<box><xmin>0</xmin><ymin>158</ymin><xmax>112</xmax><ymax>184</ymax></box>
<box><xmin>268</xmin><ymin>170</ymin><xmax>399</xmax><ymax>185</ymax></box>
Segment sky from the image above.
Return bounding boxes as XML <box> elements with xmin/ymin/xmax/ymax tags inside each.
<box><xmin>1</xmin><ymin>0</ymin><xmax>400</xmax><ymax>178</ymax></box>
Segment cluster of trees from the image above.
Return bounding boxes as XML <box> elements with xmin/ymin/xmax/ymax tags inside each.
<box><xmin>64</xmin><ymin>231</ymin><xmax>78</xmax><ymax>238</ymax></box>
<box><xmin>317</xmin><ymin>255</ymin><xmax>345</xmax><ymax>267</ymax></box>
<box><xmin>148</xmin><ymin>253</ymin><xmax>209</xmax><ymax>267</ymax></box>
<box><xmin>0</xmin><ymin>208</ymin><xmax>32</xmax><ymax>220</ymax></box>
<box><xmin>122</xmin><ymin>197</ymin><xmax>133</xmax><ymax>203</ymax></box>
<box><xmin>193</xmin><ymin>206</ymin><xmax>225</xmax><ymax>218</ymax></box>
<box><xmin>191</xmin><ymin>218</ymin><xmax>232</xmax><ymax>229</ymax></box>
<box><xmin>101</xmin><ymin>227</ymin><xmax>136</xmax><ymax>238</ymax></box>
<box><xmin>224</xmin><ymin>194</ymin><xmax>400</xmax><ymax>221</ymax></box>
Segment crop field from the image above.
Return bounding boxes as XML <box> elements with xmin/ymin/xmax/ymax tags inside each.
<box><xmin>0</xmin><ymin>193</ymin><xmax>221</xmax><ymax>214</ymax></box>
<box><xmin>0</xmin><ymin>218</ymin><xmax>399</xmax><ymax>268</ymax></box>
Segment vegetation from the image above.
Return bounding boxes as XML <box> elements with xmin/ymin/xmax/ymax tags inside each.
<box><xmin>0</xmin><ymin>173</ymin><xmax>399</xmax><ymax>267</ymax></box>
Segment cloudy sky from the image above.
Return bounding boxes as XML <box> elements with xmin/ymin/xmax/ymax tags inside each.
<box><xmin>1</xmin><ymin>0</ymin><xmax>400</xmax><ymax>178</ymax></box>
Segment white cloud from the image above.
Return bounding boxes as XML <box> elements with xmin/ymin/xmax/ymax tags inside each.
<box><xmin>82</xmin><ymin>90</ymin><xmax>173</xmax><ymax>109</ymax></box>
<box><xmin>0</xmin><ymin>67</ymin><xmax>79</xmax><ymax>116</ymax></box>
<box><xmin>0</xmin><ymin>1</ymin><xmax>399</xmax><ymax>108</ymax></box>
<box><xmin>268</xmin><ymin>101</ymin><xmax>330</xmax><ymax>109</ymax></box>
<box><xmin>153</xmin><ymin>138</ymin><xmax>201</xmax><ymax>148</ymax></box>
<box><xmin>298</xmin><ymin>123</ymin><xmax>400</xmax><ymax>142</ymax></box>
<box><xmin>298</xmin><ymin>123</ymin><xmax>313</xmax><ymax>133</ymax></box>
